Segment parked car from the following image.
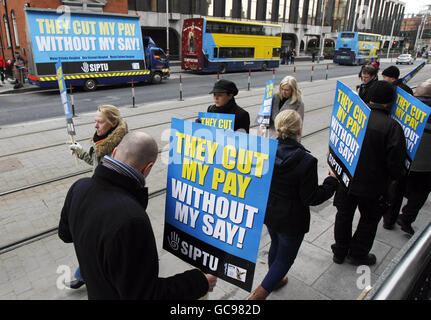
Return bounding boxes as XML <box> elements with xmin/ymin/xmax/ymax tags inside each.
<box><xmin>396</xmin><ymin>54</ymin><xmax>414</xmax><ymax>65</ymax></box>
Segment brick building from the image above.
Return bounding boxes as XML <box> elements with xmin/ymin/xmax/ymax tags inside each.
<box><xmin>0</xmin><ymin>0</ymin><xmax>128</xmax><ymax>62</ymax></box>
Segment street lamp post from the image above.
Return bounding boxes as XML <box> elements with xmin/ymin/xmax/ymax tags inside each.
<box><xmin>318</xmin><ymin>0</ymin><xmax>327</xmax><ymax>63</ymax></box>
<box><xmin>166</xmin><ymin>0</ymin><xmax>169</xmax><ymax>58</ymax></box>
<box><xmin>387</xmin><ymin>20</ymin><xmax>395</xmax><ymax>61</ymax></box>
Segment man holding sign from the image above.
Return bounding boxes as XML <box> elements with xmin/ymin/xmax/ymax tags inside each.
<box><xmin>331</xmin><ymin>81</ymin><xmax>406</xmax><ymax>266</ymax></box>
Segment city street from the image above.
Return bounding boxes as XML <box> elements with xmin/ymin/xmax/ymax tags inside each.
<box><xmin>0</xmin><ymin>59</ymin><xmax>422</xmax><ymax>125</ymax></box>
<box><xmin>0</xmin><ymin>60</ymin><xmax>430</xmax><ymax>301</ymax></box>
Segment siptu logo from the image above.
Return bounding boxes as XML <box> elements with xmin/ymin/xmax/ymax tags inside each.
<box><xmin>81</xmin><ymin>62</ymin><xmax>89</xmax><ymax>73</ymax></box>
<box><xmin>167</xmin><ymin>231</ymin><xmax>180</xmax><ymax>251</ymax></box>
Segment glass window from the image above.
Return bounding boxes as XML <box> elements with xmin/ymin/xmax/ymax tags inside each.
<box><xmin>284</xmin><ymin>0</ymin><xmax>290</xmax><ymax>23</ymax></box>
<box><xmin>341</xmin><ymin>32</ymin><xmax>355</xmax><ymax>38</ymax></box>
<box><xmin>273</xmin><ymin>47</ymin><xmax>281</xmax><ymax>57</ymax></box>
<box><xmin>226</xmin><ymin>0</ymin><xmax>233</xmax><ymax>17</ymax></box>
<box><xmin>250</xmin><ymin>0</ymin><xmax>257</xmax><ymax>20</ymax></box>
<box><xmin>266</xmin><ymin>0</ymin><xmax>273</xmax><ymax>21</ymax></box>
<box><xmin>3</xmin><ymin>15</ymin><xmax>11</xmax><ymax>48</ymax></box>
<box><xmin>151</xmin><ymin>0</ymin><xmax>157</xmax><ymax>12</ymax></box>
<box><xmin>207</xmin><ymin>0</ymin><xmax>214</xmax><ymax>16</ymax></box>
<box><xmin>241</xmin><ymin>0</ymin><xmax>249</xmax><ymax>18</ymax></box>
<box><xmin>219</xmin><ymin>47</ymin><xmax>255</xmax><ymax>58</ymax></box>
<box><xmin>11</xmin><ymin>10</ymin><xmax>19</xmax><ymax>47</ymax></box>
<box><xmin>298</xmin><ymin>0</ymin><xmax>304</xmax><ymax>24</ymax></box>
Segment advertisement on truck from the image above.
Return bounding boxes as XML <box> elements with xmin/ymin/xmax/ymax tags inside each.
<box><xmin>25</xmin><ymin>8</ymin><xmax>169</xmax><ymax>91</ymax></box>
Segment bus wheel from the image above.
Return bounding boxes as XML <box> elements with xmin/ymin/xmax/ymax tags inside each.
<box><xmin>262</xmin><ymin>62</ymin><xmax>268</xmax><ymax>71</ymax></box>
<box><xmin>151</xmin><ymin>72</ymin><xmax>162</xmax><ymax>84</ymax></box>
<box><xmin>83</xmin><ymin>79</ymin><xmax>97</xmax><ymax>91</ymax></box>
<box><xmin>219</xmin><ymin>64</ymin><xmax>227</xmax><ymax>74</ymax></box>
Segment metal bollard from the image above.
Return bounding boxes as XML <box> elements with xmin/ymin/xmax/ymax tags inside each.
<box><xmin>325</xmin><ymin>64</ymin><xmax>328</xmax><ymax>80</ymax></box>
<box><xmin>217</xmin><ymin>72</ymin><xmax>220</xmax><ymax>80</ymax></box>
<box><xmin>179</xmin><ymin>74</ymin><xmax>183</xmax><ymax>101</ymax></box>
<box><xmin>69</xmin><ymin>85</ymin><xmax>76</xmax><ymax>117</ymax></box>
<box><xmin>294</xmin><ymin>66</ymin><xmax>296</xmax><ymax>73</ymax></box>
<box><xmin>311</xmin><ymin>65</ymin><xmax>314</xmax><ymax>82</ymax></box>
<box><xmin>248</xmin><ymin>70</ymin><xmax>251</xmax><ymax>91</ymax></box>
<box><xmin>131</xmin><ymin>79</ymin><xmax>135</xmax><ymax>108</ymax></box>
<box><xmin>272</xmin><ymin>68</ymin><xmax>275</xmax><ymax>80</ymax></box>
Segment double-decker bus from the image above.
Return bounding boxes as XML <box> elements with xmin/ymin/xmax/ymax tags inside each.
<box><xmin>181</xmin><ymin>18</ymin><xmax>281</xmax><ymax>73</ymax></box>
<box><xmin>333</xmin><ymin>31</ymin><xmax>381</xmax><ymax>65</ymax></box>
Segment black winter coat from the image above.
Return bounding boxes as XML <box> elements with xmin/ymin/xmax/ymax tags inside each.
<box><xmin>359</xmin><ymin>77</ymin><xmax>378</xmax><ymax>104</ymax></box>
<box><xmin>392</xmin><ymin>79</ymin><xmax>413</xmax><ymax>95</ymax></box>
<box><xmin>346</xmin><ymin>103</ymin><xmax>406</xmax><ymax>198</ymax></box>
<box><xmin>59</xmin><ymin>164</ymin><xmax>208</xmax><ymax>300</ymax></box>
<box><xmin>264</xmin><ymin>138</ymin><xmax>338</xmax><ymax>236</ymax></box>
<box><xmin>207</xmin><ymin>97</ymin><xmax>250</xmax><ymax>133</ymax></box>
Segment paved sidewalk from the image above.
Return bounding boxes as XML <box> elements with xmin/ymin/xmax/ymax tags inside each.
<box><xmin>0</xmin><ymin>66</ymin><xmax>430</xmax><ymax>300</ymax></box>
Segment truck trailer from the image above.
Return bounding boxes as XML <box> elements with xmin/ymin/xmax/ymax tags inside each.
<box><xmin>24</xmin><ymin>8</ymin><xmax>169</xmax><ymax>91</ymax></box>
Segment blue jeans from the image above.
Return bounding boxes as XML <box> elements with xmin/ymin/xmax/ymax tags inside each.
<box><xmin>261</xmin><ymin>227</ymin><xmax>304</xmax><ymax>292</ymax></box>
<box><xmin>74</xmin><ymin>267</ymin><xmax>84</xmax><ymax>282</ymax></box>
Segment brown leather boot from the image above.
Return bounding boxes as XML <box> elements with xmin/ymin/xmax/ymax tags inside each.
<box><xmin>248</xmin><ymin>285</ymin><xmax>269</xmax><ymax>300</ymax></box>
<box><xmin>273</xmin><ymin>276</ymin><xmax>289</xmax><ymax>291</ymax></box>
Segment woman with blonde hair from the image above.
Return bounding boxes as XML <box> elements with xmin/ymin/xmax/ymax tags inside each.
<box><xmin>268</xmin><ymin>76</ymin><xmax>304</xmax><ymax>137</ymax></box>
<box><xmin>67</xmin><ymin>104</ymin><xmax>128</xmax><ymax>289</ymax></box>
<box><xmin>249</xmin><ymin>110</ymin><xmax>338</xmax><ymax>300</ymax></box>
<box><xmin>70</xmin><ymin>105</ymin><xmax>128</xmax><ymax>171</ymax></box>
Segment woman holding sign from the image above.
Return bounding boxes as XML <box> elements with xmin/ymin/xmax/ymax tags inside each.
<box><xmin>268</xmin><ymin>76</ymin><xmax>304</xmax><ymax>138</ymax></box>
<box><xmin>70</xmin><ymin>105</ymin><xmax>128</xmax><ymax>171</ymax></box>
<box><xmin>67</xmin><ymin>104</ymin><xmax>128</xmax><ymax>289</ymax></box>
<box><xmin>249</xmin><ymin>110</ymin><xmax>338</xmax><ymax>300</ymax></box>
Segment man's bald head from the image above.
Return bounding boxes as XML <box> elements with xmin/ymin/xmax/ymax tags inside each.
<box><xmin>414</xmin><ymin>80</ymin><xmax>431</xmax><ymax>98</ymax></box>
<box><xmin>114</xmin><ymin>131</ymin><xmax>158</xmax><ymax>172</ymax></box>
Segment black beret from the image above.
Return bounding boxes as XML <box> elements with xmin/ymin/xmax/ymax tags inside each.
<box><xmin>209</xmin><ymin>79</ymin><xmax>238</xmax><ymax>96</ymax></box>
<box><xmin>369</xmin><ymin>80</ymin><xmax>396</xmax><ymax>104</ymax></box>
<box><xmin>382</xmin><ymin>66</ymin><xmax>400</xmax><ymax>79</ymax></box>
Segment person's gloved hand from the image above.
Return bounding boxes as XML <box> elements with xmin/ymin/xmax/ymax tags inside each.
<box><xmin>69</xmin><ymin>142</ymin><xmax>83</xmax><ymax>155</ymax></box>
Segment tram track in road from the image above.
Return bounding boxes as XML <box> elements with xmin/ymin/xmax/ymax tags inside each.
<box><xmin>0</xmin><ymin>121</ymin><xmax>331</xmax><ymax>256</ymax></box>
<box><xmin>0</xmin><ymin>103</ymin><xmax>333</xmax><ymax>197</ymax></box>
<box><xmin>0</xmin><ymin>81</ymin><xmax>333</xmax><ymax>143</ymax></box>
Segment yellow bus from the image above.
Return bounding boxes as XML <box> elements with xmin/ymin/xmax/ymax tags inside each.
<box><xmin>181</xmin><ymin>17</ymin><xmax>281</xmax><ymax>73</ymax></box>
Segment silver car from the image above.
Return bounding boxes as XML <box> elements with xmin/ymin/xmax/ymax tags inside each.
<box><xmin>396</xmin><ymin>54</ymin><xmax>414</xmax><ymax>65</ymax></box>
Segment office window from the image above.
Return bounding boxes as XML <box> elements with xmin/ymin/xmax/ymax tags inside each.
<box><xmin>284</xmin><ymin>0</ymin><xmax>290</xmax><ymax>23</ymax></box>
<box><xmin>298</xmin><ymin>0</ymin><xmax>304</xmax><ymax>24</ymax></box>
<box><xmin>241</xmin><ymin>0</ymin><xmax>249</xmax><ymax>18</ymax></box>
<box><xmin>207</xmin><ymin>0</ymin><xmax>214</xmax><ymax>16</ymax></box>
<box><xmin>266</xmin><ymin>0</ymin><xmax>273</xmax><ymax>20</ymax></box>
<box><xmin>151</xmin><ymin>0</ymin><xmax>157</xmax><ymax>12</ymax></box>
<box><xmin>250</xmin><ymin>0</ymin><xmax>257</xmax><ymax>20</ymax></box>
<box><xmin>226</xmin><ymin>0</ymin><xmax>233</xmax><ymax>17</ymax></box>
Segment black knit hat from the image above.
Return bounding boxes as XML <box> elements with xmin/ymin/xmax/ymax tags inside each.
<box><xmin>369</xmin><ymin>80</ymin><xmax>396</xmax><ymax>104</ymax></box>
<box><xmin>209</xmin><ymin>79</ymin><xmax>239</xmax><ymax>96</ymax></box>
<box><xmin>382</xmin><ymin>66</ymin><xmax>400</xmax><ymax>79</ymax></box>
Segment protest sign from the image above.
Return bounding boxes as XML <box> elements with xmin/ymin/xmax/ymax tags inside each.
<box><xmin>163</xmin><ymin>118</ymin><xmax>277</xmax><ymax>291</ymax></box>
<box><xmin>327</xmin><ymin>81</ymin><xmax>371</xmax><ymax>188</ymax></box>
<box><xmin>390</xmin><ymin>87</ymin><xmax>431</xmax><ymax>169</ymax></box>
<box><xmin>255</xmin><ymin>80</ymin><xmax>274</xmax><ymax>126</ymax></box>
<box><xmin>55</xmin><ymin>61</ymin><xmax>75</xmax><ymax>136</ymax></box>
<box><xmin>402</xmin><ymin>62</ymin><xmax>426</xmax><ymax>84</ymax></box>
<box><xmin>198</xmin><ymin>112</ymin><xmax>235</xmax><ymax>131</ymax></box>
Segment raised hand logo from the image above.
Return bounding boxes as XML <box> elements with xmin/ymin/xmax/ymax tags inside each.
<box><xmin>81</xmin><ymin>62</ymin><xmax>89</xmax><ymax>73</ymax></box>
<box><xmin>167</xmin><ymin>231</ymin><xmax>180</xmax><ymax>251</ymax></box>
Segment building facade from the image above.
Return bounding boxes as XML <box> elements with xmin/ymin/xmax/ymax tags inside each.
<box><xmin>0</xmin><ymin>0</ymin><xmax>406</xmax><ymax>62</ymax></box>
<box><xmin>128</xmin><ymin>0</ymin><xmax>406</xmax><ymax>59</ymax></box>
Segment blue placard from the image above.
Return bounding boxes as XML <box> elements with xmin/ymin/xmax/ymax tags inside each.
<box><xmin>390</xmin><ymin>87</ymin><xmax>431</xmax><ymax>169</ymax></box>
<box><xmin>26</xmin><ymin>10</ymin><xmax>144</xmax><ymax>64</ymax></box>
<box><xmin>163</xmin><ymin>118</ymin><xmax>277</xmax><ymax>291</ymax></box>
<box><xmin>402</xmin><ymin>62</ymin><xmax>426</xmax><ymax>84</ymax></box>
<box><xmin>198</xmin><ymin>112</ymin><xmax>235</xmax><ymax>131</ymax></box>
<box><xmin>327</xmin><ymin>81</ymin><xmax>371</xmax><ymax>188</ymax></box>
<box><xmin>255</xmin><ymin>79</ymin><xmax>274</xmax><ymax>125</ymax></box>
<box><xmin>55</xmin><ymin>61</ymin><xmax>75</xmax><ymax>135</ymax></box>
